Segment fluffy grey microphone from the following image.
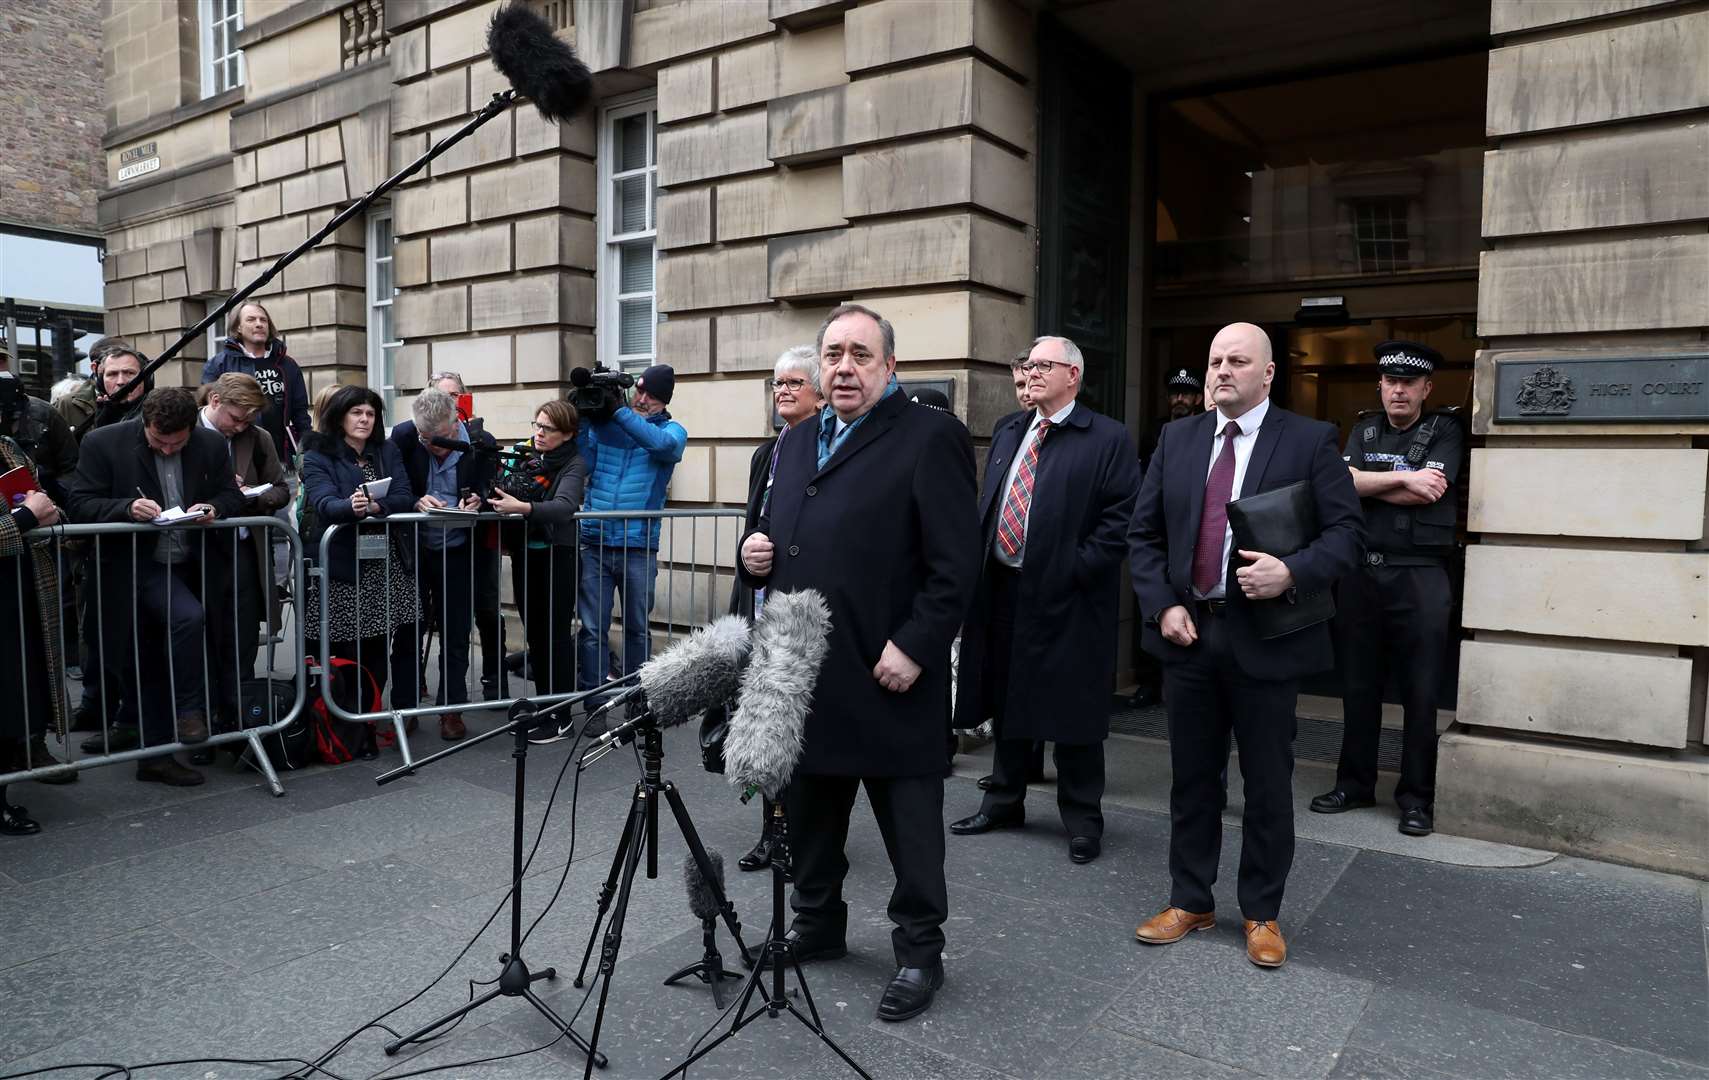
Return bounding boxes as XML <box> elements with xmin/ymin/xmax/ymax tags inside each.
<box><xmin>725</xmin><ymin>589</ymin><xmax>832</xmax><ymax>802</ymax></box>
<box><xmin>636</xmin><ymin>614</ymin><xmax>752</xmax><ymax>726</ymax></box>
<box><xmin>487</xmin><ymin>3</ymin><xmax>592</xmax><ymax>124</ymax></box>
<box><xmin>683</xmin><ymin>850</ymin><xmax>726</xmax><ymax>924</ymax></box>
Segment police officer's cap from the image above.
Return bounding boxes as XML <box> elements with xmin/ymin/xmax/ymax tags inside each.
<box><xmin>1374</xmin><ymin>340</ymin><xmax>1440</xmax><ymax>379</ymax></box>
<box><xmin>1167</xmin><ymin>368</ymin><xmax>1203</xmax><ymax>393</ymax></box>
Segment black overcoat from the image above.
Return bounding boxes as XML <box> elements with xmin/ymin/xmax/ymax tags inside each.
<box><xmin>952</xmin><ymin>403</ymin><xmax>1141</xmax><ymax>744</ymax></box>
<box><xmin>63</xmin><ymin>419</ymin><xmax>247</xmax><ymax>657</ymax></box>
<box><xmin>742</xmin><ymin>391</ymin><xmax>980</xmax><ymax>777</ymax></box>
<box><xmin>1126</xmin><ymin>403</ymin><xmax>1364</xmax><ymax>682</ymax></box>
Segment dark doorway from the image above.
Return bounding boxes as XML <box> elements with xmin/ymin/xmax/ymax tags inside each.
<box><xmin>1035</xmin><ymin>19</ymin><xmax>1131</xmax><ymax>421</ymax></box>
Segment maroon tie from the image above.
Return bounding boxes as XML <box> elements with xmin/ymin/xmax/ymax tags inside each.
<box><xmin>1192</xmin><ymin>421</ymin><xmax>1240</xmax><ymax>594</ymax></box>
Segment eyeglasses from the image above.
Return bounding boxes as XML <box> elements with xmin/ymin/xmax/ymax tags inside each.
<box><xmin>771</xmin><ymin>378</ymin><xmax>808</xmax><ymax>392</ymax></box>
<box><xmin>532</xmin><ymin>421</ymin><xmax>561</xmax><ymax>434</ymax></box>
<box><xmin>1019</xmin><ymin>360</ymin><xmax>1072</xmax><ymax>374</ymax></box>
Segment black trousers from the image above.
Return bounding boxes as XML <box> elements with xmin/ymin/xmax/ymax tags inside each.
<box><xmin>208</xmin><ymin>543</ymin><xmax>262</xmax><ymax>724</ymax></box>
<box><xmin>513</xmin><ymin>544</ymin><xmax>577</xmax><ymax>695</ymax></box>
<box><xmin>1334</xmin><ymin>561</ymin><xmax>1451</xmax><ymax>811</ymax></box>
<box><xmin>472</xmin><ymin>536</ymin><xmax>504</xmax><ymax>695</ymax></box>
<box><xmin>1161</xmin><ymin>605</ymin><xmax>1297</xmax><ymax>921</ymax></box>
<box><xmin>977</xmin><ymin>566</ymin><xmax>1105</xmax><ymax>837</ymax></box>
<box><xmin>785</xmin><ymin>773</ymin><xmax>949</xmax><ymax>968</ymax></box>
<box><xmin>418</xmin><ymin>543</ymin><xmax>475</xmax><ymax>707</ymax></box>
<box><xmin>333</xmin><ymin>624</ymin><xmax>421</xmax><ymax>713</ymax></box>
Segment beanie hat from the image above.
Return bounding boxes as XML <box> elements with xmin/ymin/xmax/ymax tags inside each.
<box><xmin>637</xmin><ymin>363</ymin><xmax>675</xmax><ymax>404</ymax></box>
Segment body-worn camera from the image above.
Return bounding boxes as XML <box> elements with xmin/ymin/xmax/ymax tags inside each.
<box><xmin>568</xmin><ymin>364</ymin><xmax>631</xmax><ymax>423</ymax></box>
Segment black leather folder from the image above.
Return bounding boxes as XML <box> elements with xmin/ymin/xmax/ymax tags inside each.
<box><xmin>1225</xmin><ymin>481</ymin><xmax>1335</xmax><ymax>639</ymax></box>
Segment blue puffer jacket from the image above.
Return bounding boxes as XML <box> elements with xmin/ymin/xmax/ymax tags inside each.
<box><xmin>576</xmin><ymin>406</ymin><xmax>686</xmax><ymax>549</ymax></box>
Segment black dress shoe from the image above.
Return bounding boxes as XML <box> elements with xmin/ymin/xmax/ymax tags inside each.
<box><xmin>976</xmin><ymin>774</ymin><xmax>994</xmax><ymax>790</ymax></box>
<box><xmin>757</xmin><ymin>929</ymin><xmax>847</xmax><ymax>968</ymax></box>
<box><xmin>877</xmin><ymin>962</ymin><xmax>944</xmax><ymax>1022</ymax></box>
<box><xmin>1069</xmin><ymin>836</ymin><xmax>1100</xmax><ymax>864</ymax></box>
<box><xmin>1309</xmin><ymin>789</ymin><xmax>1375</xmax><ymax>814</ymax></box>
<box><xmin>1399</xmin><ymin>806</ymin><xmax>1434</xmax><ymax>836</ymax></box>
<box><xmin>1128</xmin><ymin>684</ymin><xmax>1159</xmax><ymax>708</ymax></box>
<box><xmin>738</xmin><ymin>832</ymin><xmax>774</xmax><ymax>872</ymax></box>
<box><xmin>1</xmin><ymin>803</ymin><xmax>41</xmax><ymax>836</ymax></box>
<box><xmin>948</xmin><ymin>810</ymin><xmax>1023</xmax><ymax>836</ymax></box>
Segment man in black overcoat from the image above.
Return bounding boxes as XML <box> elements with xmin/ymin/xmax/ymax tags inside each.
<box><xmin>948</xmin><ymin>335</ymin><xmax>1140</xmax><ymax>864</ymax></box>
<box><xmin>739</xmin><ymin>303</ymin><xmax>980</xmax><ymax>1022</ymax></box>
<box><xmin>1127</xmin><ymin>322</ymin><xmax>1363</xmax><ymax>969</ymax></box>
<box><xmin>65</xmin><ymin>387</ymin><xmax>246</xmax><ymax>787</ymax></box>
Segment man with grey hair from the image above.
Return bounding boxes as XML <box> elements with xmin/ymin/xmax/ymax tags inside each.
<box><xmin>424</xmin><ymin>369</ymin><xmax>505</xmax><ymax>697</ymax></box>
<box><xmin>949</xmin><ymin>335</ymin><xmax>1141</xmax><ymax>865</ymax></box>
<box><xmin>739</xmin><ymin>302</ymin><xmax>980</xmax><ymax>1021</ymax></box>
<box><xmin>390</xmin><ymin>386</ymin><xmax>496</xmax><ymax>740</ymax></box>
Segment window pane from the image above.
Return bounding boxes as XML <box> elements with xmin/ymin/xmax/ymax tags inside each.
<box><xmin>375</xmin><ymin>256</ymin><xmax>393</xmax><ymax>298</ymax></box>
<box><xmin>618</xmin><ymin>298</ymin><xmax>653</xmax><ymax>356</ymax></box>
<box><xmin>616</xmin><ymin>175</ymin><xmax>647</xmax><ymax>234</ymax></box>
<box><xmin>375</xmin><ymin>216</ymin><xmax>392</xmax><ymax>249</ymax></box>
<box><xmin>377</xmin><ymin>304</ymin><xmax>394</xmax><ymax>344</ymax></box>
<box><xmin>619</xmin><ymin>240</ymin><xmax>653</xmax><ymax>294</ymax></box>
<box><xmin>616</xmin><ymin>113</ymin><xmax>648</xmax><ymax>172</ymax></box>
<box><xmin>225</xmin><ymin>56</ymin><xmax>240</xmax><ymax>90</ymax></box>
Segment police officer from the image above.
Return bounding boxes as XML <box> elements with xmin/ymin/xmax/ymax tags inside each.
<box><xmin>1138</xmin><ymin>368</ymin><xmax>1205</xmax><ymax>472</ymax></box>
<box><xmin>1311</xmin><ymin>340</ymin><xmax>1463</xmax><ymax>836</ymax></box>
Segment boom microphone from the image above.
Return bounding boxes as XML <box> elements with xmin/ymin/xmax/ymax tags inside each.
<box><xmin>683</xmin><ymin>850</ymin><xmax>727</xmax><ymax>924</ymax></box>
<box><xmin>725</xmin><ymin>589</ymin><xmax>832</xmax><ymax>802</ymax></box>
<box><xmin>584</xmin><ymin>615</ymin><xmax>753</xmax><ymax>751</ymax></box>
<box><xmin>430</xmin><ymin>435</ymin><xmax>474</xmax><ymax>453</ymax></box>
<box><xmin>487</xmin><ymin>3</ymin><xmax>593</xmax><ymax>124</ymax></box>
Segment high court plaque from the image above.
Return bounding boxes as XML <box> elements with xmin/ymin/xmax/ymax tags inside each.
<box><xmin>1494</xmin><ymin>354</ymin><xmax>1709</xmax><ymax>424</ymax></box>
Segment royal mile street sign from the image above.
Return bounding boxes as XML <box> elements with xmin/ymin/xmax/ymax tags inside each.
<box><xmin>1494</xmin><ymin>354</ymin><xmax>1709</xmax><ymax>423</ymax></box>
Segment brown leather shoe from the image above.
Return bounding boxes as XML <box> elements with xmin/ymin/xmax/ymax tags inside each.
<box><xmin>1243</xmin><ymin>920</ymin><xmax>1287</xmax><ymax>968</ymax></box>
<box><xmin>175</xmin><ymin>710</ymin><xmax>209</xmax><ymax>745</ymax></box>
<box><xmin>440</xmin><ymin>713</ymin><xmax>466</xmax><ymax>741</ymax></box>
<box><xmin>1135</xmin><ymin>906</ymin><xmax>1216</xmax><ymax>944</ymax></box>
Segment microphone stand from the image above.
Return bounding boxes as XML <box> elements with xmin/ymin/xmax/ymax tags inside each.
<box><xmin>97</xmin><ymin>90</ymin><xmax>520</xmax><ymax>421</ymax></box>
<box><xmin>371</xmin><ymin>678</ymin><xmax>632</xmax><ymax>1068</ymax></box>
<box><xmin>568</xmin><ymin>693</ymin><xmax>756</xmax><ymax>1080</ymax></box>
<box><xmin>658</xmin><ymin>800</ymin><xmax>871</xmax><ymax>1079</ymax></box>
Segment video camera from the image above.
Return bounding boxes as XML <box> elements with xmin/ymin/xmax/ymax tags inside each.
<box><xmin>568</xmin><ymin>363</ymin><xmax>632</xmax><ymax>424</ymax></box>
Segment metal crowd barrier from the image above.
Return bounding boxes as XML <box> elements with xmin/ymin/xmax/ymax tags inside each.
<box><xmin>1</xmin><ymin>517</ymin><xmax>307</xmax><ymax>797</ymax></box>
<box><xmin>314</xmin><ymin>507</ymin><xmax>746</xmax><ymax>760</ymax></box>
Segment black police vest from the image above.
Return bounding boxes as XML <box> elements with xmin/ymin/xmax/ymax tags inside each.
<box><xmin>1351</xmin><ymin>408</ymin><xmax>1459</xmax><ymax>557</ymax></box>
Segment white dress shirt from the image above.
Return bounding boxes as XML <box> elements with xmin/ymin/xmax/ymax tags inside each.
<box><xmin>992</xmin><ymin>400</ymin><xmax>1075</xmax><ymax>568</ymax></box>
<box><xmin>1197</xmin><ymin>395</ymin><xmax>1270</xmax><ymax>599</ymax></box>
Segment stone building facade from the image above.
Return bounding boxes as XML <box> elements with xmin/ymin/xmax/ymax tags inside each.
<box><xmin>0</xmin><ymin>0</ymin><xmax>105</xmax><ymax>233</ymax></box>
<box><xmin>98</xmin><ymin>0</ymin><xmax>1707</xmax><ymax>875</ymax></box>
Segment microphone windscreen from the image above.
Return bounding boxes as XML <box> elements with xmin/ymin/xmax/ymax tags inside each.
<box><xmin>683</xmin><ymin>850</ymin><xmax>726</xmax><ymax>923</ymax></box>
<box><xmin>569</xmin><ymin>366</ymin><xmax>593</xmax><ymax>387</ymax></box>
<box><xmin>637</xmin><ymin>614</ymin><xmax>752</xmax><ymax>727</ymax></box>
<box><xmin>487</xmin><ymin>4</ymin><xmax>593</xmax><ymax>124</ymax></box>
<box><xmin>726</xmin><ymin>589</ymin><xmax>831</xmax><ymax>801</ymax></box>
<box><xmin>431</xmin><ymin>436</ymin><xmax>474</xmax><ymax>453</ymax></box>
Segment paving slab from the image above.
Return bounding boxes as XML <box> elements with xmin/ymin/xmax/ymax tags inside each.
<box><xmin>1345</xmin><ymin>986</ymin><xmax>1709</xmax><ymax>1079</ymax></box>
<box><xmin>1040</xmin><ymin>1026</ymin><xmax>1260</xmax><ymax>1080</ymax></box>
<box><xmin>1100</xmin><ymin>935</ymin><xmax>1375</xmax><ymax>1079</ymax></box>
<box><xmin>1294</xmin><ymin>852</ymin><xmax>1709</xmax><ymax>1065</ymax></box>
<box><xmin>238</xmin><ymin>775</ymin><xmax>513</xmax><ymax>870</ymax></box>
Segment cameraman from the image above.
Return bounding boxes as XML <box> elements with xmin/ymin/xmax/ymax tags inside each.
<box><xmin>573</xmin><ymin>364</ymin><xmax>685</xmax><ymax>704</ymax></box>
<box><xmin>391</xmin><ymin>387</ymin><xmax>494</xmax><ymax>740</ymax></box>
<box><xmin>488</xmin><ymin>399</ymin><xmax>586</xmax><ymax>697</ymax></box>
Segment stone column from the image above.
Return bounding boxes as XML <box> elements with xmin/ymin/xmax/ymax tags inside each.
<box><xmin>1438</xmin><ymin>1</ymin><xmax>1709</xmax><ymax>875</ymax></box>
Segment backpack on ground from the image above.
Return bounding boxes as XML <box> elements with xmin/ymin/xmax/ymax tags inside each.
<box><xmin>237</xmin><ymin>677</ymin><xmax>312</xmax><ymax>771</ymax></box>
<box><xmin>306</xmin><ymin>655</ymin><xmax>387</xmax><ymax>765</ymax></box>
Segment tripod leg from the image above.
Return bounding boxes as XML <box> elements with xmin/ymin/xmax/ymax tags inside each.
<box><xmin>574</xmin><ymin>785</ymin><xmax>643</xmax><ymax>987</ymax></box>
<box><xmin>522</xmin><ymin>988</ymin><xmax>609</xmax><ymax>1069</ymax></box>
<box><xmin>383</xmin><ymin>985</ymin><xmax>505</xmax><ymax>1055</ymax></box>
<box><xmin>782</xmin><ymin>1000</ymin><xmax>875</xmax><ymax>1080</ymax></box>
<box><xmin>581</xmin><ymin>794</ymin><xmax>649</xmax><ymax>1080</ymax></box>
<box><xmin>654</xmin><ymin>936</ymin><xmax>775</xmax><ymax>1080</ymax></box>
<box><xmin>663</xmin><ymin>782</ymin><xmax>754</xmax><ymax>965</ymax></box>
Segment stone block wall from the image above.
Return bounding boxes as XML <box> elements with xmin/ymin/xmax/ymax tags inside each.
<box><xmin>1440</xmin><ymin>0</ymin><xmax>1709</xmax><ymax>875</ymax></box>
<box><xmin>385</xmin><ymin>0</ymin><xmax>598</xmax><ymax>436</ymax></box>
<box><xmin>0</xmin><ymin>0</ymin><xmax>105</xmax><ymax>232</ymax></box>
<box><xmin>650</xmin><ymin>0</ymin><xmax>1039</xmax><ymax>503</ymax></box>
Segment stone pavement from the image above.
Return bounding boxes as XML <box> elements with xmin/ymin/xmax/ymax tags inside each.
<box><xmin>2</xmin><ymin>721</ymin><xmax>1706</xmax><ymax>1080</ymax></box>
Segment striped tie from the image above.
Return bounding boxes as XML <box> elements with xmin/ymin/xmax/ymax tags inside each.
<box><xmin>996</xmin><ymin>419</ymin><xmax>1052</xmax><ymax>559</ymax></box>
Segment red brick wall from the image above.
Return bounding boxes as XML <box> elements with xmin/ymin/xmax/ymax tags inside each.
<box><xmin>0</xmin><ymin>0</ymin><xmax>105</xmax><ymax>232</ymax></box>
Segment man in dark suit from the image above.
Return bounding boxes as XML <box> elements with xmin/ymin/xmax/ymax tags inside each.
<box><xmin>1127</xmin><ymin>322</ymin><xmax>1363</xmax><ymax>969</ymax></box>
<box><xmin>739</xmin><ymin>303</ymin><xmax>980</xmax><ymax>1022</ymax></box>
<box><xmin>65</xmin><ymin>387</ymin><xmax>246</xmax><ymax>786</ymax></box>
<box><xmin>948</xmin><ymin>335</ymin><xmax>1140</xmax><ymax>864</ymax></box>
<box><xmin>391</xmin><ymin>387</ymin><xmax>497</xmax><ymax>740</ymax></box>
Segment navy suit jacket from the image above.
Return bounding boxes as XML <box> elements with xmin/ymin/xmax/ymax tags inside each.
<box><xmin>1126</xmin><ymin>402</ymin><xmax>1363</xmax><ymax>682</ymax></box>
